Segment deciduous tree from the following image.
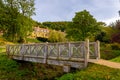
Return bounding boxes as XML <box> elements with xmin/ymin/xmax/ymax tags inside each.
<box><xmin>0</xmin><ymin>0</ymin><xmax>35</xmax><ymax>42</ymax></box>
<box><xmin>67</xmin><ymin>10</ymin><xmax>100</xmax><ymax>41</ymax></box>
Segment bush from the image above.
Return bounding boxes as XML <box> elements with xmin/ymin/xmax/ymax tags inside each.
<box><xmin>101</xmin><ymin>50</ymin><xmax>120</xmax><ymax>60</ymax></box>
<box><xmin>100</xmin><ymin>43</ymin><xmax>120</xmax><ymax>60</ymax></box>
<box><xmin>111</xmin><ymin>33</ymin><xmax>120</xmax><ymax>43</ymax></box>
<box><xmin>111</xmin><ymin>43</ymin><xmax>120</xmax><ymax>50</ymax></box>
<box><xmin>48</xmin><ymin>30</ymin><xmax>66</xmax><ymax>42</ymax></box>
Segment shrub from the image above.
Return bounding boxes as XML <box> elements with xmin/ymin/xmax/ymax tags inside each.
<box><xmin>48</xmin><ymin>30</ymin><xmax>66</xmax><ymax>42</ymax></box>
<box><xmin>101</xmin><ymin>50</ymin><xmax>120</xmax><ymax>60</ymax></box>
<box><xmin>111</xmin><ymin>33</ymin><xmax>120</xmax><ymax>43</ymax></box>
<box><xmin>100</xmin><ymin>43</ymin><xmax>120</xmax><ymax>60</ymax></box>
<box><xmin>111</xmin><ymin>43</ymin><xmax>120</xmax><ymax>50</ymax></box>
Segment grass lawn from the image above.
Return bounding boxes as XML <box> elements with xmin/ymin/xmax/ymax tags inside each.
<box><xmin>1</xmin><ymin>37</ymin><xmax>120</xmax><ymax>80</ymax></box>
<box><xmin>57</xmin><ymin>63</ymin><xmax>120</xmax><ymax>80</ymax></box>
<box><xmin>0</xmin><ymin>53</ymin><xmax>64</xmax><ymax>80</ymax></box>
<box><xmin>111</xmin><ymin>56</ymin><xmax>120</xmax><ymax>63</ymax></box>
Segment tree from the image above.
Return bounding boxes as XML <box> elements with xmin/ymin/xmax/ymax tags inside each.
<box><xmin>110</xmin><ymin>20</ymin><xmax>120</xmax><ymax>30</ymax></box>
<box><xmin>42</xmin><ymin>21</ymin><xmax>71</xmax><ymax>32</ymax></box>
<box><xmin>110</xmin><ymin>20</ymin><xmax>120</xmax><ymax>43</ymax></box>
<box><xmin>0</xmin><ymin>0</ymin><xmax>5</xmax><ymax>32</ymax></box>
<box><xmin>18</xmin><ymin>0</ymin><xmax>35</xmax><ymax>17</ymax></box>
<box><xmin>66</xmin><ymin>10</ymin><xmax>100</xmax><ymax>41</ymax></box>
<box><xmin>0</xmin><ymin>0</ymin><xmax>35</xmax><ymax>42</ymax></box>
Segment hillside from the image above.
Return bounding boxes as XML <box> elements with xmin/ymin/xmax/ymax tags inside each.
<box><xmin>1</xmin><ymin>36</ymin><xmax>120</xmax><ymax>80</ymax></box>
<box><xmin>0</xmin><ymin>36</ymin><xmax>14</xmax><ymax>46</ymax></box>
<box><xmin>1</xmin><ymin>51</ymin><xmax>120</xmax><ymax>80</ymax></box>
<box><xmin>0</xmin><ymin>53</ymin><xmax>64</xmax><ymax>80</ymax></box>
<box><xmin>57</xmin><ymin>63</ymin><xmax>120</xmax><ymax>80</ymax></box>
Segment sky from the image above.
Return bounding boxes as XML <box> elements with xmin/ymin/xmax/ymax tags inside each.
<box><xmin>32</xmin><ymin>0</ymin><xmax>120</xmax><ymax>25</ymax></box>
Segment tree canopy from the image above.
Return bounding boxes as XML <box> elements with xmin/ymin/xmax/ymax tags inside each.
<box><xmin>0</xmin><ymin>0</ymin><xmax>35</xmax><ymax>42</ymax></box>
<box><xmin>110</xmin><ymin>20</ymin><xmax>120</xmax><ymax>43</ymax></box>
<box><xmin>66</xmin><ymin>10</ymin><xmax>100</xmax><ymax>41</ymax></box>
<box><xmin>42</xmin><ymin>21</ymin><xmax>71</xmax><ymax>32</ymax></box>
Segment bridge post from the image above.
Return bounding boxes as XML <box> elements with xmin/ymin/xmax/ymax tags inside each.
<box><xmin>63</xmin><ymin>64</ymin><xmax>70</xmax><ymax>72</ymax></box>
<box><xmin>44</xmin><ymin>44</ymin><xmax>48</xmax><ymax>63</ymax></box>
<box><xmin>68</xmin><ymin>42</ymin><xmax>71</xmax><ymax>59</ymax></box>
<box><xmin>96</xmin><ymin>40</ymin><xmax>100</xmax><ymax>59</ymax></box>
<box><xmin>6</xmin><ymin>45</ymin><xmax>9</xmax><ymax>56</ymax></box>
<box><xmin>84</xmin><ymin>39</ymin><xmax>89</xmax><ymax>67</ymax></box>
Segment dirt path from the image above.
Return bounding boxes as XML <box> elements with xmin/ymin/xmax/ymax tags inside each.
<box><xmin>89</xmin><ymin>59</ymin><xmax>120</xmax><ymax>69</ymax></box>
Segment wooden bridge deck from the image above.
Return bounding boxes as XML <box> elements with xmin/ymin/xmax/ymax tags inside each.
<box><xmin>6</xmin><ymin>40</ymin><xmax>100</xmax><ymax>72</ymax></box>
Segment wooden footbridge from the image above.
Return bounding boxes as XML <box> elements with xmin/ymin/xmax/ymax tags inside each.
<box><xmin>6</xmin><ymin>40</ymin><xmax>100</xmax><ymax>72</ymax></box>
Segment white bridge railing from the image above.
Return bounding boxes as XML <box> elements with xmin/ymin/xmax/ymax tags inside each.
<box><xmin>6</xmin><ymin>39</ymin><xmax>100</xmax><ymax>70</ymax></box>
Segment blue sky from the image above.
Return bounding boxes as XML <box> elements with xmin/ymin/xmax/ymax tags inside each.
<box><xmin>32</xmin><ymin>0</ymin><xmax>120</xmax><ymax>25</ymax></box>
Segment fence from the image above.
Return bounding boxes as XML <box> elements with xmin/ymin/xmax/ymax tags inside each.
<box><xmin>6</xmin><ymin>39</ymin><xmax>100</xmax><ymax>71</ymax></box>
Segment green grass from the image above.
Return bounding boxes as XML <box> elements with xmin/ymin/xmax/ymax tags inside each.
<box><xmin>0</xmin><ymin>53</ymin><xmax>26</xmax><ymax>80</ymax></box>
<box><xmin>0</xmin><ymin>46</ymin><xmax>6</xmax><ymax>53</ymax></box>
<box><xmin>26</xmin><ymin>38</ymin><xmax>41</xmax><ymax>43</ymax></box>
<box><xmin>0</xmin><ymin>53</ymin><xmax>64</xmax><ymax>80</ymax></box>
<box><xmin>1</xmin><ymin>39</ymin><xmax>120</xmax><ymax>80</ymax></box>
<box><xmin>111</xmin><ymin>56</ymin><xmax>120</xmax><ymax>63</ymax></box>
<box><xmin>57</xmin><ymin>63</ymin><xmax>120</xmax><ymax>80</ymax></box>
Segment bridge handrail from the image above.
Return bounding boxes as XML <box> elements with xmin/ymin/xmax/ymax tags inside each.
<box><xmin>6</xmin><ymin>40</ymin><xmax>100</xmax><ymax>67</ymax></box>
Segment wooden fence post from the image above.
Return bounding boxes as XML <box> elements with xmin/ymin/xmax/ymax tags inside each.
<box><xmin>57</xmin><ymin>43</ymin><xmax>59</xmax><ymax>59</ymax></box>
<box><xmin>96</xmin><ymin>40</ymin><xmax>100</xmax><ymax>59</ymax></box>
<box><xmin>68</xmin><ymin>42</ymin><xmax>71</xmax><ymax>59</ymax></box>
<box><xmin>44</xmin><ymin>44</ymin><xmax>48</xmax><ymax>63</ymax></box>
<box><xmin>84</xmin><ymin>39</ymin><xmax>89</xmax><ymax>67</ymax></box>
<box><xmin>6</xmin><ymin>45</ymin><xmax>9</xmax><ymax>56</ymax></box>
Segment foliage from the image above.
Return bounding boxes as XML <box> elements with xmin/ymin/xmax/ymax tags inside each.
<box><xmin>26</xmin><ymin>38</ymin><xmax>41</xmax><ymax>43</ymax></box>
<box><xmin>0</xmin><ymin>36</ymin><xmax>14</xmax><ymax>46</ymax></box>
<box><xmin>111</xmin><ymin>33</ymin><xmax>120</xmax><ymax>43</ymax></box>
<box><xmin>66</xmin><ymin>10</ymin><xmax>100</xmax><ymax>41</ymax></box>
<box><xmin>95</xmin><ymin>31</ymin><xmax>108</xmax><ymax>42</ymax></box>
<box><xmin>95</xmin><ymin>25</ymin><xmax>112</xmax><ymax>43</ymax></box>
<box><xmin>110</xmin><ymin>20</ymin><xmax>120</xmax><ymax>43</ymax></box>
<box><xmin>56</xmin><ymin>73</ymin><xmax>74</xmax><ymax>80</ymax></box>
<box><xmin>17</xmin><ymin>0</ymin><xmax>35</xmax><ymax>17</ymax></box>
<box><xmin>100</xmin><ymin>43</ymin><xmax>120</xmax><ymax>60</ymax></box>
<box><xmin>0</xmin><ymin>0</ymin><xmax>35</xmax><ymax>43</ymax></box>
<box><xmin>34</xmin><ymin>21</ymin><xmax>47</xmax><ymax>28</ymax></box>
<box><xmin>110</xmin><ymin>20</ymin><xmax>120</xmax><ymax>30</ymax></box>
<box><xmin>101</xmin><ymin>50</ymin><xmax>120</xmax><ymax>60</ymax></box>
<box><xmin>0</xmin><ymin>53</ymin><xmax>64</xmax><ymax>80</ymax></box>
<box><xmin>42</xmin><ymin>21</ymin><xmax>71</xmax><ymax>32</ymax></box>
<box><xmin>111</xmin><ymin>43</ymin><xmax>120</xmax><ymax>50</ymax></box>
<box><xmin>0</xmin><ymin>53</ymin><xmax>25</xmax><ymax>80</ymax></box>
<box><xmin>36</xmin><ymin>37</ymin><xmax>48</xmax><ymax>42</ymax></box>
<box><xmin>48</xmin><ymin>30</ymin><xmax>66</xmax><ymax>42</ymax></box>
<box><xmin>57</xmin><ymin>63</ymin><xmax>120</xmax><ymax>80</ymax></box>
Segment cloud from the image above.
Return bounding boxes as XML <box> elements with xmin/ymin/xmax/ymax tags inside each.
<box><xmin>103</xmin><ymin>17</ymin><xmax>120</xmax><ymax>25</ymax></box>
<box><xmin>32</xmin><ymin>0</ymin><xmax>120</xmax><ymax>23</ymax></box>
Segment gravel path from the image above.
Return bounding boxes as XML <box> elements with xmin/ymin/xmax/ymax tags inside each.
<box><xmin>90</xmin><ymin>59</ymin><xmax>120</xmax><ymax>69</ymax></box>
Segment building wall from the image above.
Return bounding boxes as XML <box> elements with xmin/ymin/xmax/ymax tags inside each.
<box><xmin>31</xmin><ymin>27</ymin><xmax>50</xmax><ymax>38</ymax></box>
